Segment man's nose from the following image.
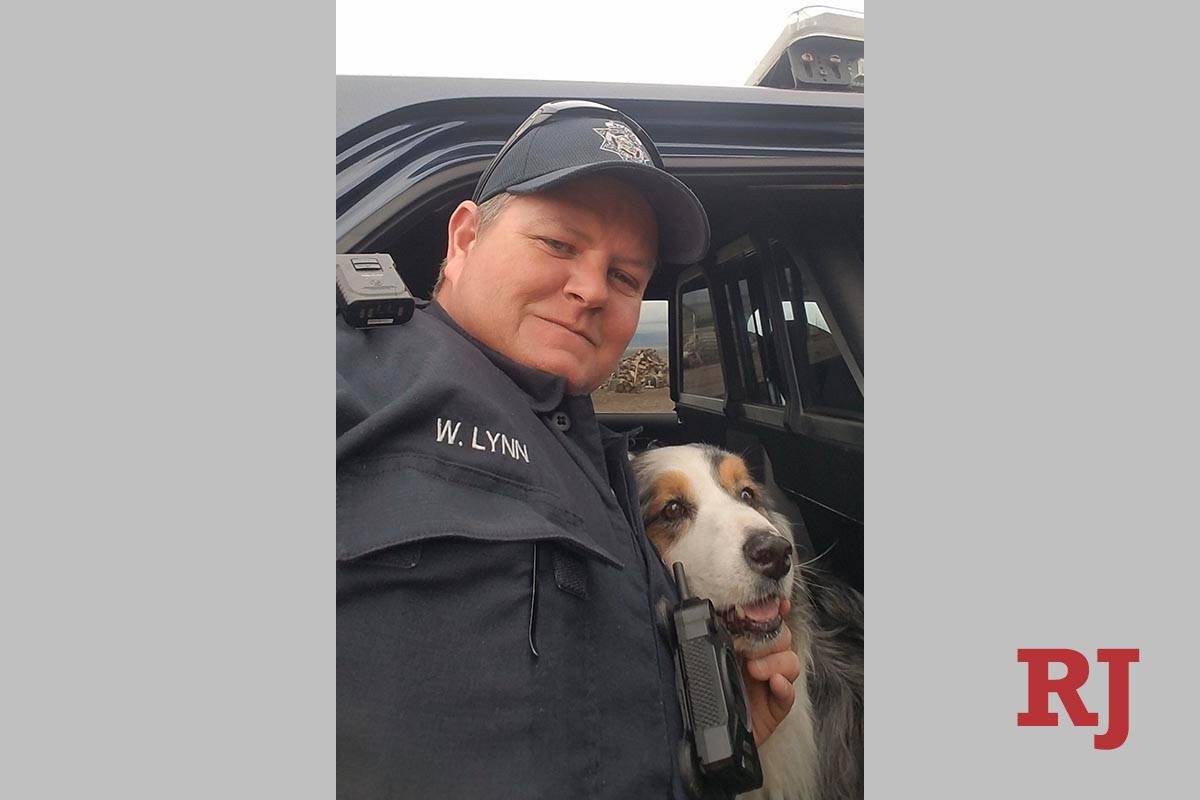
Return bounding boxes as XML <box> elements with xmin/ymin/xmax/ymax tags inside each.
<box><xmin>562</xmin><ymin>259</ymin><xmax>609</xmax><ymax>307</ymax></box>
<box><xmin>742</xmin><ymin>530</ymin><xmax>792</xmax><ymax>580</ymax></box>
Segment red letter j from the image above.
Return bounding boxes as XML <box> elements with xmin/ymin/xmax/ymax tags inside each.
<box><xmin>1094</xmin><ymin>648</ymin><xmax>1139</xmax><ymax>750</ymax></box>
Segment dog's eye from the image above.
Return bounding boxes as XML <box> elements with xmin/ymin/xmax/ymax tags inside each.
<box><xmin>662</xmin><ymin>500</ymin><xmax>686</xmax><ymax>521</ymax></box>
<box><xmin>739</xmin><ymin>487</ymin><xmax>756</xmax><ymax>504</ymax></box>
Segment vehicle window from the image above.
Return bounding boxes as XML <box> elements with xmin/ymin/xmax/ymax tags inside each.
<box><xmin>679</xmin><ymin>278</ymin><xmax>725</xmax><ymax>399</ymax></box>
<box><xmin>772</xmin><ymin>240</ymin><xmax>863</xmax><ymax>418</ymax></box>
<box><xmin>720</xmin><ymin>247</ymin><xmax>786</xmax><ymax>406</ymax></box>
<box><xmin>593</xmin><ymin>300</ymin><xmax>672</xmax><ymax>414</ymax></box>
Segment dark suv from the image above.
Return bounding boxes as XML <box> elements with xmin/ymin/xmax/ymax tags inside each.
<box><xmin>337</xmin><ymin>73</ymin><xmax>863</xmax><ymax>591</ymax></box>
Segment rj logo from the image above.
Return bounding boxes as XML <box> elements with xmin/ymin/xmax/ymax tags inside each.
<box><xmin>1017</xmin><ymin>648</ymin><xmax>1140</xmax><ymax>750</ymax></box>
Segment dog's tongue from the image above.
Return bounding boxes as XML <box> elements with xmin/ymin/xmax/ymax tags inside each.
<box><xmin>743</xmin><ymin>597</ymin><xmax>781</xmax><ymax>622</ymax></box>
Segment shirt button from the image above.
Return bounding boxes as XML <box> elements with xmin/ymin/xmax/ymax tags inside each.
<box><xmin>549</xmin><ymin>411</ymin><xmax>571</xmax><ymax>432</ymax></box>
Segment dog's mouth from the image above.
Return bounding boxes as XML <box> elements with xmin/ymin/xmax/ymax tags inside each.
<box><xmin>717</xmin><ymin>595</ymin><xmax>784</xmax><ymax>641</ymax></box>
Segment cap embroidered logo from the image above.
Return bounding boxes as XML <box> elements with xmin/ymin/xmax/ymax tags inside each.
<box><xmin>593</xmin><ymin>120</ymin><xmax>652</xmax><ymax>164</ymax></box>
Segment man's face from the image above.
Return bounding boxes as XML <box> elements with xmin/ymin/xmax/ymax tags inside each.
<box><xmin>437</xmin><ymin>174</ymin><xmax>658</xmax><ymax>394</ymax></box>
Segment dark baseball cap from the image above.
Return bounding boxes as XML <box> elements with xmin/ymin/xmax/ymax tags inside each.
<box><xmin>472</xmin><ymin>100</ymin><xmax>710</xmax><ymax>264</ymax></box>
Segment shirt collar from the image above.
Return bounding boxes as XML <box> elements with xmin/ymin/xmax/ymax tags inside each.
<box><xmin>425</xmin><ymin>301</ymin><xmax>568</xmax><ymax>413</ymax></box>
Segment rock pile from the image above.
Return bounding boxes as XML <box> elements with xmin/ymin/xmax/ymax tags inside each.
<box><xmin>603</xmin><ymin>349</ymin><xmax>669</xmax><ymax>393</ymax></box>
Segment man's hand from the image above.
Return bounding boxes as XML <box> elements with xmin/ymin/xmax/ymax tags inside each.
<box><xmin>740</xmin><ymin>598</ymin><xmax>802</xmax><ymax>746</ymax></box>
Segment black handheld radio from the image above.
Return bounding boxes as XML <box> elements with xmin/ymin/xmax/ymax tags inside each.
<box><xmin>336</xmin><ymin>254</ymin><xmax>416</xmax><ymax>328</ymax></box>
<box><xmin>669</xmin><ymin>562</ymin><xmax>763</xmax><ymax>797</ymax></box>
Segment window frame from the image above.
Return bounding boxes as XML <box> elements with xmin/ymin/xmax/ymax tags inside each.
<box><xmin>711</xmin><ymin>235</ymin><xmax>789</xmax><ymax>430</ymax></box>
<box><xmin>673</xmin><ymin>229</ymin><xmax>863</xmax><ymax>448</ymax></box>
<box><xmin>762</xmin><ymin>229</ymin><xmax>863</xmax><ymax>446</ymax></box>
<box><xmin>672</xmin><ymin>265</ymin><xmax>726</xmax><ymax>416</ymax></box>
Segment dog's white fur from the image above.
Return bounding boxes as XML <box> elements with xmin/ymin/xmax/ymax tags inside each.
<box><xmin>632</xmin><ymin>444</ymin><xmax>863</xmax><ymax>800</ymax></box>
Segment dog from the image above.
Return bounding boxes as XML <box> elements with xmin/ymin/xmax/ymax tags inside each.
<box><xmin>631</xmin><ymin>444</ymin><xmax>863</xmax><ymax>800</ymax></box>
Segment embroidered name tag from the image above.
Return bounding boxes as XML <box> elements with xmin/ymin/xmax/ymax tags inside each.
<box><xmin>436</xmin><ymin>417</ymin><xmax>531</xmax><ymax>463</ymax></box>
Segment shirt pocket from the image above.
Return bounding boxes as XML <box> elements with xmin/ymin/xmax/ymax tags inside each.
<box><xmin>336</xmin><ymin>451</ymin><xmax>624</xmax><ymax>570</ymax></box>
<box><xmin>337</xmin><ymin>453</ymin><xmax>611</xmax><ymax>795</ymax></box>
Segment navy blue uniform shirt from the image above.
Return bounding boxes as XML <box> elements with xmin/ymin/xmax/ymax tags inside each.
<box><xmin>337</xmin><ymin>303</ymin><xmax>711</xmax><ymax>799</ymax></box>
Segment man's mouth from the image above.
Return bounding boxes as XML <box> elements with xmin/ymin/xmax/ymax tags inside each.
<box><xmin>538</xmin><ymin>316</ymin><xmax>596</xmax><ymax>346</ymax></box>
<box><xmin>717</xmin><ymin>595</ymin><xmax>784</xmax><ymax>640</ymax></box>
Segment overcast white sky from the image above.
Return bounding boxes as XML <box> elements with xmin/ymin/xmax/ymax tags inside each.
<box><xmin>337</xmin><ymin>1</ymin><xmax>864</xmax><ymax>343</ymax></box>
<box><xmin>337</xmin><ymin>1</ymin><xmax>864</xmax><ymax>87</ymax></box>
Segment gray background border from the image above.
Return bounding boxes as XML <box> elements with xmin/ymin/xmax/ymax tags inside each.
<box><xmin>5</xmin><ymin>1</ymin><xmax>1197</xmax><ymax>796</ymax></box>
<box><xmin>871</xmin><ymin>1</ymin><xmax>1198</xmax><ymax>795</ymax></box>
<box><xmin>5</xmin><ymin>2</ymin><xmax>332</xmax><ymax>797</ymax></box>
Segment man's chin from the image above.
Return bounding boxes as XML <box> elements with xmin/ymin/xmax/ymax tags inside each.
<box><xmin>567</xmin><ymin>377</ymin><xmax>601</xmax><ymax>395</ymax></box>
<box><xmin>560</xmin><ymin>367</ymin><xmax>598</xmax><ymax>396</ymax></box>
<box><xmin>528</xmin><ymin>351</ymin><xmax>600</xmax><ymax>396</ymax></box>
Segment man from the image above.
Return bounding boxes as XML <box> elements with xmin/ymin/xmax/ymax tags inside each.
<box><xmin>337</xmin><ymin>101</ymin><xmax>800</xmax><ymax>799</ymax></box>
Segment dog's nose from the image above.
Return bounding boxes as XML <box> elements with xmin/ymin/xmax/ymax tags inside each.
<box><xmin>742</xmin><ymin>530</ymin><xmax>792</xmax><ymax>580</ymax></box>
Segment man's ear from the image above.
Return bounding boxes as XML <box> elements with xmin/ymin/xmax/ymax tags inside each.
<box><xmin>441</xmin><ymin>200</ymin><xmax>481</xmax><ymax>290</ymax></box>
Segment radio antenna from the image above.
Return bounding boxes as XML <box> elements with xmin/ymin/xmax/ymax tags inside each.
<box><xmin>672</xmin><ymin>562</ymin><xmax>691</xmax><ymax>599</ymax></box>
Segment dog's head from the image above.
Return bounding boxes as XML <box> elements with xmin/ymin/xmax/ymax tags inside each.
<box><xmin>632</xmin><ymin>444</ymin><xmax>796</xmax><ymax>654</ymax></box>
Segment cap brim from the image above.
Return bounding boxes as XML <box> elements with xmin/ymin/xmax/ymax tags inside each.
<box><xmin>505</xmin><ymin>161</ymin><xmax>710</xmax><ymax>264</ymax></box>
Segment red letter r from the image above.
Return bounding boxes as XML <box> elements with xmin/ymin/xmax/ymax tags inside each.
<box><xmin>1017</xmin><ymin>648</ymin><xmax>1099</xmax><ymax>727</ymax></box>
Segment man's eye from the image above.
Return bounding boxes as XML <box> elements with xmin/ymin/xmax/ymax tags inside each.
<box><xmin>539</xmin><ymin>237</ymin><xmax>572</xmax><ymax>254</ymax></box>
<box><xmin>611</xmin><ymin>270</ymin><xmax>640</xmax><ymax>290</ymax></box>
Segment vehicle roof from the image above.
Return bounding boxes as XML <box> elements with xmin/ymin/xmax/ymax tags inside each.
<box><xmin>337</xmin><ymin>74</ymin><xmax>863</xmax><ymax>139</ymax></box>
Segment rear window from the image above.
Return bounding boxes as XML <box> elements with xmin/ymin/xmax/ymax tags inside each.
<box><xmin>592</xmin><ymin>300</ymin><xmax>672</xmax><ymax>413</ymax></box>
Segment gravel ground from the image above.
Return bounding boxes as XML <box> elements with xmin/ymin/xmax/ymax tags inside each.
<box><xmin>591</xmin><ymin>386</ymin><xmax>673</xmax><ymax>414</ymax></box>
